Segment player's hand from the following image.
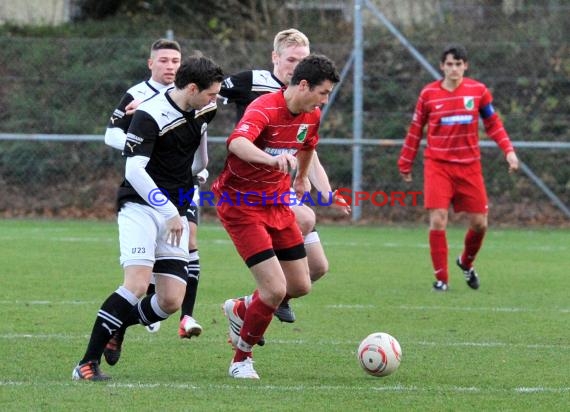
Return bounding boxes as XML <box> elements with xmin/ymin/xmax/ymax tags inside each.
<box><xmin>125</xmin><ymin>99</ymin><xmax>143</xmax><ymax>116</ymax></box>
<box><xmin>273</xmin><ymin>153</ymin><xmax>297</xmax><ymax>173</ymax></box>
<box><xmin>165</xmin><ymin>215</ymin><xmax>184</xmax><ymax>246</ymax></box>
<box><xmin>293</xmin><ymin>175</ymin><xmax>311</xmax><ymax>200</ymax></box>
<box><xmin>196</xmin><ymin>169</ymin><xmax>209</xmax><ymax>185</ymax></box>
<box><xmin>400</xmin><ymin>172</ymin><xmax>412</xmax><ymax>182</ymax></box>
<box><xmin>506</xmin><ymin>152</ymin><xmax>519</xmax><ymax>174</ymax></box>
<box><xmin>332</xmin><ymin>189</ymin><xmax>351</xmax><ymax>215</ymax></box>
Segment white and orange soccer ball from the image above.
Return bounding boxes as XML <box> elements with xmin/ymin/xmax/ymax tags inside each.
<box><xmin>357</xmin><ymin>332</ymin><xmax>402</xmax><ymax>377</ymax></box>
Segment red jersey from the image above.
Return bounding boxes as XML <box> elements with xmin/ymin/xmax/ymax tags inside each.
<box><xmin>213</xmin><ymin>89</ymin><xmax>319</xmax><ymax>204</ymax></box>
<box><xmin>398</xmin><ymin>77</ymin><xmax>513</xmax><ymax>173</ymax></box>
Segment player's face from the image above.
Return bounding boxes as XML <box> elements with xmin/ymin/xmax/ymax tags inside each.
<box><xmin>148</xmin><ymin>49</ymin><xmax>182</xmax><ymax>86</ymax></box>
<box><xmin>188</xmin><ymin>82</ymin><xmax>222</xmax><ymax>110</ymax></box>
<box><xmin>299</xmin><ymin>80</ymin><xmax>335</xmax><ymax>113</ymax></box>
<box><xmin>273</xmin><ymin>45</ymin><xmax>310</xmax><ymax>85</ymax></box>
<box><xmin>440</xmin><ymin>54</ymin><xmax>468</xmax><ymax>83</ymax></box>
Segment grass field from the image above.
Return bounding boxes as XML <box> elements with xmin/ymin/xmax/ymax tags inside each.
<box><xmin>1</xmin><ymin>219</ymin><xmax>569</xmax><ymax>411</ymax></box>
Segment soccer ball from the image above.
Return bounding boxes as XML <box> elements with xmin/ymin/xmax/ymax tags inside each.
<box><xmin>357</xmin><ymin>332</ymin><xmax>402</xmax><ymax>377</ymax></box>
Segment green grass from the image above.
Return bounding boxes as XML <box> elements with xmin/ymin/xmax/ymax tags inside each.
<box><xmin>0</xmin><ymin>219</ymin><xmax>569</xmax><ymax>411</ymax></box>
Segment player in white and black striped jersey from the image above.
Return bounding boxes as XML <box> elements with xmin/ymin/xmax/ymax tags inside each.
<box><xmin>104</xmin><ymin>39</ymin><xmax>206</xmax><ymax>341</ymax></box>
<box><xmin>72</xmin><ymin>55</ymin><xmax>224</xmax><ymax>381</ymax></box>
<box><xmin>219</xmin><ymin>29</ymin><xmax>351</xmax><ymax>326</ymax></box>
<box><xmin>105</xmin><ymin>39</ymin><xmax>181</xmax><ymax>151</ymax></box>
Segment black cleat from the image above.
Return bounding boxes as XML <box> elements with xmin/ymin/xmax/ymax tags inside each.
<box><xmin>432</xmin><ymin>280</ymin><xmax>449</xmax><ymax>292</ymax></box>
<box><xmin>103</xmin><ymin>330</ymin><xmax>124</xmax><ymax>366</ymax></box>
<box><xmin>456</xmin><ymin>257</ymin><xmax>480</xmax><ymax>290</ymax></box>
<box><xmin>274</xmin><ymin>301</ymin><xmax>296</xmax><ymax>323</ymax></box>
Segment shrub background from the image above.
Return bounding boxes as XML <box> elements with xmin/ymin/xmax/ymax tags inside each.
<box><xmin>0</xmin><ymin>1</ymin><xmax>568</xmax><ymax>224</ymax></box>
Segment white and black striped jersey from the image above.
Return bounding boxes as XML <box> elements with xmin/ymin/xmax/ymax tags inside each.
<box><xmin>117</xmin><ymin>89</ymin><xmax>217</xmax><ymax>213</ymax></box>
<box><xmin>107</xmin><ymin>79</ymin><xmax>170</xmax><ymax>134</ymax></box>
<box><xmin>218</xmin><ymin>69</ymin><xmax>284</xmax><ymax>123</ymax></box>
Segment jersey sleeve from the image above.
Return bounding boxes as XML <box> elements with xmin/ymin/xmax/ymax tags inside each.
<box><xmin>219</xmin><ymin>71</ymin><xmax>261</xmax><ymax>122</ymax></box>
<box><xmin>227</xmin><ymin>105</ymin><xmax>268</xmax><ymax>146</ymax></box>
<box><xmin>123</xmin><ymin>110</ymin><xmax>159</xmax><ymax>158</ymax></box>
<box><xmin>107</xmin><ymin>93</ymin><xmax>135</xmax><ymax>132</ymax></box>
<box><xmin>398</xmin><ymin>91</ymin><xmax>428</xmax><ymax>173</ymax></box>
<box><xmin>479</xmin><ymin>88</ymin><xmax>514</xmax><ymax>155</ymax></box>
<box><xmin>219</xmin><ymin>71</ymin><xmax>254</xmax><ymax>104</ymax></box>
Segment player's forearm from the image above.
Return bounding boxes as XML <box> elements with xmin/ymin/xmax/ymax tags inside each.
<box><xmin>104</xmin><ymin>127</ymin><xmax>127</xmax><ymax>150</ymax></box>
<box><xmin>308</xmin><ymin>153</ymin><xmax>332</xmax><ymax>193</ymax></box>
<box><xmin>191</xmin><ymin>131</ymin><xmax>208</xmax><ymax>175</ymax></box>
<box><xmin>296</xmin><ymin>149</ymin><xmax>314</xmax><ymax>180</ymax></box>
<box><xmin>483</xmin><ymin>116</ymin><xmax>513</xmax><ymax>155</ymax></box>
<box><xmin>228</xmin><ymin>136</ymin><xmax>275</xmax><ymax>165</ymax></box>
<box><xmin>125</xmin><ymin>156</ymin><xmax>179</xmax><ymax>219</ymax></box>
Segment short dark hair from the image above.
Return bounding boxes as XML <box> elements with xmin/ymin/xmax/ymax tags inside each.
<box><xmin>290</xmin><ymin>54</ymin><xmax>340</xmax><ymax>88</ymax></box>
<box><xmin>441</xmin><ymin>44</ymin><xmax>468</xmax><ymax>63</ymax></box>
<box><xmin>150</xmin><ymin>38</ymin><xmax>181</xmax><ymax>55</ymax></box>
<box><xmin>174</xmin><ymin>55</ymin><xmax>224</xmax><ymax>91</ymax></box>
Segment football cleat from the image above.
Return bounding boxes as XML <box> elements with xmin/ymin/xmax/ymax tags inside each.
<box><xmin>223</xmin><ymin>298</ymin><xmax>243</xmax><ymax>348</ymax></box>
<box><xmin>145</xmin><ymin>321</ymin><xmax>161</xmax><ymax>333</ymax></box>
<box><xmin>432</xmin><ymin>280</ymin><xmax>449</xmax><ymax>292</ymax></box>
<box><xmin>274</xmin><ymin>301</ymin><xmax>296</xmax><ymax>323</ymax></box>
<box><xmin>456</xmin><ymin>257</ymin><xmax>480</xmax><ymax>290</ymax></box>
<box><xmin>72</xmin><ymin>360</ymin><xmax>111</xmax><ymax>381</ymax></box>
<box><xmin>178</xmin><ymin>315</ymin><xmax>203</xmax><ymax>339</ymax></box>
<box><xmin>103</xmin><ymin>330</ymin><xmax>124</xmax><ymax>366</ymax></box>
<box><xmin>228</xmin><ymin>357</ymin><xmax>259</xmax><ymax>379</ymax></box>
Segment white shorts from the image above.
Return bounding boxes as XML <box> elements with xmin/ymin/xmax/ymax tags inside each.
<box><xmin>118</xmin><ymin>202</ymin><xmax>190</xmax><ymax>267</ymax></box>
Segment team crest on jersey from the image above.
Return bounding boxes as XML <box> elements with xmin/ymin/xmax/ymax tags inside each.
<box><xmin>464</xmin><ymin>97</ymin><xmax>475</xmax><ymax>110</ymax></box>
<box><xmin>296</xmin><ymin>124</ymin><xmax>309</xmax><ymax>143</ymax></box>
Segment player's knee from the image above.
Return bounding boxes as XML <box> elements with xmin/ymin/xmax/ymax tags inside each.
<box><xmin>123</xmin><ymin>266</ymin><xmax>153</xmax><ymax>297</ymax></box>
<box><xmin>471</xmin><ymin>221</ymin><xmax>488</xmax><ymax>232</ymax></box>
<box><xmin>289</xmin><ymin>282</ymin><xmax>311</xmax><ymax>299</ymax></box>
<box><xmin>309</xmin><ymin>260</ymin><xmax>329</xmax><ymax>282</ymax></box>
<box><xmin>298</xmin><ymin>281</ymin><xmax>312</xmax><ymax>297</ymax></box>
<box><xmin>259</xmin><ymin>285</ymin><xmax>287</xmax><ymax>307</ymax></box>
<box><xmin>155</xmin><ymin>292</ymin><xmax>183</xmax><ymax>314</ymax></box>
<box><xmin>295</xmin><ymin>207</ymin><xmax>316</xmax><ymax>236</ymax></box>
<box><xmin>152</xmin><ymin>260</ymin><xmax>187</xmax><ymax>313</ymax></box>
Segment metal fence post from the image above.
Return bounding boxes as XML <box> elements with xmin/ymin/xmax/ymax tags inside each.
<box><xmin>352</xmin><ymin>0</ymin><xmax>364</xmax><ymax>222</ymax></box>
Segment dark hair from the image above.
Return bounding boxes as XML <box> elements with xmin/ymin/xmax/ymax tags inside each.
<box><xmin>290</xmin><ymin>54</ymin><xmax>340</xmax><ymax>88</ymax></box>
<box><xmin>150</xmin><ymin>38</ymin><xmax>181</xmax><ymax>54</ymax></box>
<box><xmin>441</xmin><ymin>44</ymin><xmax>468</xmax><ymax>63</ymax></box>
<box><xmin>174</xmin><ymin>55</ymin><xmax>224</xmax><ymax>91</ymax></box>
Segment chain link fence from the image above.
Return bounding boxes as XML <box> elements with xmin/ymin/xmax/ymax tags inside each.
<box><xmin>0</xmin><ymin>2</ymin><xmax>568</xmax><ymax>224</ymax></box>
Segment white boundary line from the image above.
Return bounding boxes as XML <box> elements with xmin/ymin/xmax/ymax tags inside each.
<box><xmin>1</xmin><ymin>300</ymin><xmax>569</xmax><ymax>313</ymax></box>
<box><xmin>1</xmin><ymin>333</ymin><xmax>569</xmax><ymax>350</ymax></box>
<box><xmin>0</xmin><ymin>380</ymin><xmax>568</xmax><ymax>394</ymax></box>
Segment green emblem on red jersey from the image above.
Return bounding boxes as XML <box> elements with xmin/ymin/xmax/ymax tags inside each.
<box><xmin>464</xmin><ymin>97</ymin><xmax>475</xmax><ymax>110</ymax></box>
<box><xmin>296</xmin><ymin>124</ymin><xmax>309</xmax><ymax>142</ymax></box>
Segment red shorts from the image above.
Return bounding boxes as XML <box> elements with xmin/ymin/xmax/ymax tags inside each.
<box><xmin>216</xmin><ymin>202</ymin><xmax>304</xmax><ymax>262</ymax></box>
<box><xmin>423</xmin><ymin>159</ymin><xmax>488</xmax><ymax>213</ymax></box>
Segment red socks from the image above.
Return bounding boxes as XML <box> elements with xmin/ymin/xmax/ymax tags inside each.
<box><xmin>461</xmin><ymin>229</ymin><xmax>486</xmax><ymax>268</ymax></box>
<box><xmin>233</xmin><ymin>294</ymin><xmax>275</xmax><ymax>362</ymax></box>
<box><xmin>429</xmin><ymin>230</ymin><xmax>448</xmax><ymax>283</ymax></box>
<box><xmin>429</xmin><ymin>228</ymin><xmax>485</xmax><ymax>284</ymax></box>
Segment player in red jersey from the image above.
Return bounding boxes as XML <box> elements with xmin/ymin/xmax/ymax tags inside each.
<box><xmin>219</xmin><ymin>28</ymin><xmax>350</xmax><ymax>325</ymax></box>
<box><xmin>398</xmin><ymin>44</ymin><xmax>519</xmax><ymax>292</ymax></box>
<box><xmin>213</xmin><ymin>54</ymin><xmax>340</xmax><ymax>379</ymax></box>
